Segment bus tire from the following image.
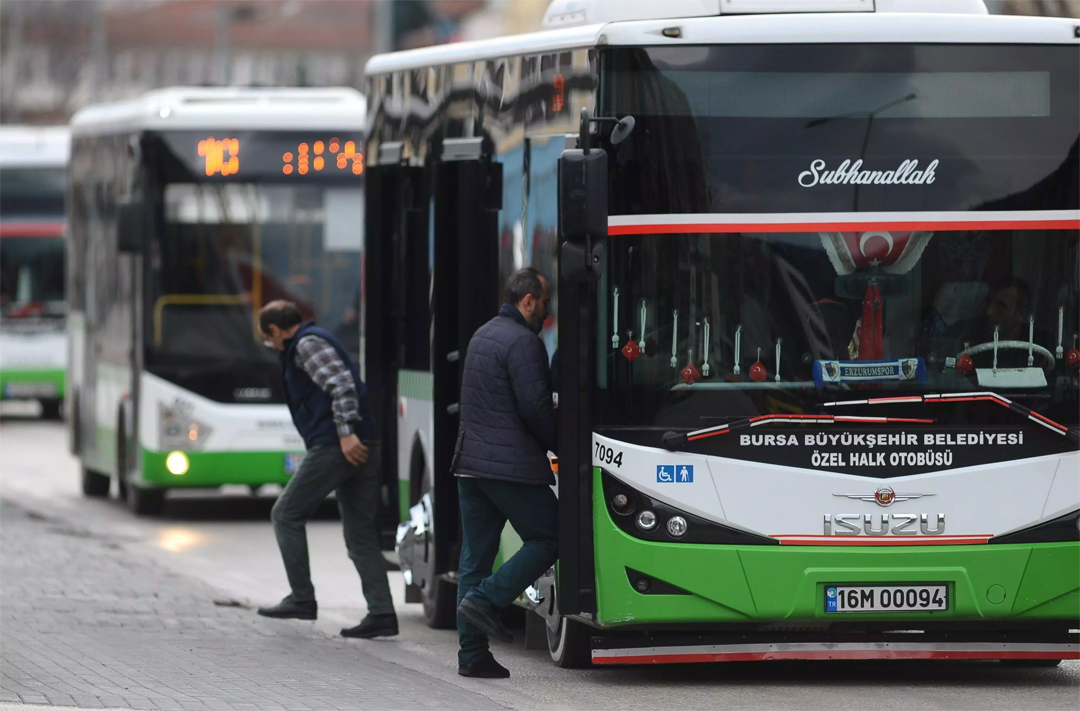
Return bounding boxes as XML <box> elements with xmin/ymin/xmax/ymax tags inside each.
<box><xmin>40</xmin><ymin>399</ymin><xmax>63</xmax><ymax>421</ymax></box>
<box><xmin>422</xmin><ymin>575</ymin><xmax>458</xmax><ymax>630</ymax></box>
<box><xmin>1000</xmin><ymin>659</ymin><xmax>1062</xmax><ymax>668</ymax></box>
<box><xmin>127</xmin><ymin>483</ymin><xmax>165</xmax><ymax>516</ymax></box>
<box><xmin>547</xmin><ymin>614</ymin><xmax>592</xmax><ymax>668</ymax></box>
<box><xmin>81</xmin><ymin>466</ymin><xmax>110</xmax><ymax>497</ymax></box>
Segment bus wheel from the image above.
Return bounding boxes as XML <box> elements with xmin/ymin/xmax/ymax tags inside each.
<box><xmin>1000</xmin><ymin>659</ymin><xmax>1062</xmax><ymax>668</ymax></box>
<box><xmin>40</xmin><ymin>400</ymin><xmax>62</xmax><ymax>421</ymax></box>
<box><xmin>81</xmin><ymin>466</ymin><xmax>110</xmax><ymax>497</ymax></box>
<box><xmin>127</xmin><ymin>483</ymin><xmax>165</xmax><ymax>516</ymax></box>
<box><xmin>545</xmin><ymin>594</ymin><xmax>592</xmax><ymax>668</ymax></box>
<box><xmin>422</xmin><ymin>571</ymin><xmax>457</xmax><ymax>630</ymax></box>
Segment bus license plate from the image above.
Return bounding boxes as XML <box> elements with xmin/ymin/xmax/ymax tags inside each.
<box><xmin>284</xmin><ymin>453</ymin><xmax>305</xmax><ymax>475</ymax></box>
<box><xmin>826</xmin><ymin>585</ymin><xmax>948</xmax><ymax>613</ymax></box>
<box><xmin>5</xmin><ymin>382</ymin><xmax>56</xmax><ymax>398</ymax></box>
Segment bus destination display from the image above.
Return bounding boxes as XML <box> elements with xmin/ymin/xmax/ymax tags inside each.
<box><xmin>160</xmin><ymin>131</ymin><xmax>365</xmax><ymax>182</ymax></box>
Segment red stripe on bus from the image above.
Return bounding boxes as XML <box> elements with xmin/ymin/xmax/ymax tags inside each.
<box><xmin>0</xmin><ymin>222</ymin><xmax>66</xmax><ymax>237</ymax></box>
<box><xmin>1028</xmin><ymin>410</ymin><xmax>1068</xmax><ymax>431</ymax></box>
<box><xmin>608</xmin><ymin>219</ymin><xmax>1080</xmax><ymax>235</ymax></box>
<box><xmin>592</xmin><ymin>650</ymin><xmax>1078</xmax><ymax>664</ymax></box>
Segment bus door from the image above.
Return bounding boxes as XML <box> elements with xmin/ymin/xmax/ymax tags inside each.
<box><xmin>364</xmin><ymin>141</ymin><xmax>420</xmax><ymax>550</ymax></box>
<box><xmin>430</xmin><ymin>137</ymin><xmax>502</xmax><ymax>578</ymax></box>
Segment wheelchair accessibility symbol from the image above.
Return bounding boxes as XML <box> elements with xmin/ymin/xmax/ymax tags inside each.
<box><xmin>656</xmin><ymin>465</ymin><xmax>693</xmax><ymax>483</ymax></box>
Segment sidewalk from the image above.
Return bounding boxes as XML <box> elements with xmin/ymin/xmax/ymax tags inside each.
<box><xmin>0</xmin><ymin>500</ymin><xmax>505</xmax><ymax>711</ymax></box>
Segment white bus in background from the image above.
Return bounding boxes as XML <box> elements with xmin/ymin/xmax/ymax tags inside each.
<box><xmin>68</xmin><ymin>88</ymin><xmax>370</xmax><ymax>515</ymax></box>
<box><xmin>0</xmin><ymin>126</ymin><xmax>69</xmax><ymax>419</ymax></box>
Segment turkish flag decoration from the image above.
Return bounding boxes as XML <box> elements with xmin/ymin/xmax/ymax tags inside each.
<box><xmin>681</xmin><ymin>362</ymin><xmax>700</xmax><ymax>385</ymax></box>
<box><xmin>819</xmin><ymin>231</ymin><xmax>933</xmax><ymax>275</ymax></box>
<box><xmin>749</xmin><ymin>361</ymin><xmax>767</xmax><ymax>382</ymax></box>
<box><xmin>621</xmin><ymin>339</ymin><xmax>642</xmax><ymax>361</ymax></box>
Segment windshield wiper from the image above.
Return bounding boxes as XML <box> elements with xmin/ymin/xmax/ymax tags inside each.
<box><xmin>663</xmin><ymin>413</ymin><xmax>933</xmax><ymax>450</ymax></box>
<box><xmin>823</xmin><ymin>391</ymin><xmax>1079</xmax><ymax>444</ymax></box>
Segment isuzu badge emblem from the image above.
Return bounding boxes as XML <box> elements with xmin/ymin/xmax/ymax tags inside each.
<box><xmin>833</xmin><ymin>487</ymin><xmax>935</xmax><ymax>507</ymax></box>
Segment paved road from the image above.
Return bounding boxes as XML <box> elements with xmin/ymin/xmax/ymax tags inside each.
<box><xmin>2</xmin><ymin>414</ymin><xmax>1078</xmax><ymax>710</ymax></box>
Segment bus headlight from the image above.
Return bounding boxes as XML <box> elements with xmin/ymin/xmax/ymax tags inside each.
<box><xmin>160</xmin><ymin>404</ymin><xmax>212</xmax><ymax>450</ymax></box>
<box><xmin>165</xmin><ymin>451</ymin><xmax>190</xmax><ymax>476</ymax></box>
<box><xmin>666</xmin><ymin>516</ymin><xmax>688</xmax><ymax>538</ymax></box>
<box><xmin>636</xmin><ymin>510</ymin><xmax>657</xmax><ymax>531</ymax></box>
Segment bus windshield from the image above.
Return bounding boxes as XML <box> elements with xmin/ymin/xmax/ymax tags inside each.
<box><xmin>0</xmin><ymin>237</ymin><xmax>65</xmax><ymax>318</ymax></box>
<box><xmin>146</xmin><ymin>183</ymin><xmax>362</xmax><ymax>404</ymax></box>
<box><xmin>0</xmin><ymin>167</ymin><xmax>66</xmax><ymax>321</ymax></box>
<box><xmin>597</xmin><ymin>43</ymin><xmax>1079</xmax><ymax>433</ymax></box>
<box><xmin>596</xmin><ymin>227</ymin><xmax>1079</xmax><ymax>430</ymax></box>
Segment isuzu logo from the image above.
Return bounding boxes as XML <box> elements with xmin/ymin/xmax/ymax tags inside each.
<box><xmin>234</xmin><ymin>387</ymin><xmax>272</xmax><ymax>401</ymax></box>
<box><xmin>824</xmin><ymin>513</ymin><xmax>946</xmax><ymax>536</ymax></box>
<box><xmin>833</xmin><ymin>487</ymin><xmax>936</xmax><ymax>507</ymax></box>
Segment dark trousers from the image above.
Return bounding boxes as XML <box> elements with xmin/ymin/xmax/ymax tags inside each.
<box><xmin>457</xmin><ymin>477</ymin><xmax>558</xmax><ymax>665</ymax></box>
<box><xmin>271</xmin><ymin>443</ymin><xmax>394</xmax><ymax>616</ymax></box>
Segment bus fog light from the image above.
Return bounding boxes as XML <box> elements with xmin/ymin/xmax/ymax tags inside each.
<box><xmin>165</xmin><ymin>451</ymin><xmax>189</xmax><ymax>476</ymax></box>
<box><xmin>636</xmin><ymin>510</ymin><xmax>657</xmax><ymax>531</ymax></box>
<box><xmin>611</xmin><ymin>493</ymin><xmax>634</xmax><ymax>515</ymax></box>
<box><xmin>633</xmin><ymin>577</ymin><xmax>651</xmax><ymax>593</ymax></box>
<box><xmin>667</xmin><ymin>516</ymin><xmax>688</xmax><ymax>538</ymax></box>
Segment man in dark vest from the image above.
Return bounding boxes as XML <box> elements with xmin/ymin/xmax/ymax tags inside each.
<box><xmin>453</xmin><ymin>268</ymin><xmax>558</xmax><ymax>679</ymax></box>
<box><xmin>255</xmin><ymin>300</ymin><xmax>397</xmax><ymax>639</ymax></box>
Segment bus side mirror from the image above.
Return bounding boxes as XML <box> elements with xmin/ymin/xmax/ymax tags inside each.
<box><xmin>558</xmin><ymin>148</ymin><xmax>607</xmax><ymax>243</ymax></box>
<box><xmin>116</xmin><ymin>199</ymin><xmax>143</xmax><ymax>253</ymax></box>
<box><xmin>558</xmin><ymin>147</ymin><xmax>606</xmax><ymax>282</ymax></box>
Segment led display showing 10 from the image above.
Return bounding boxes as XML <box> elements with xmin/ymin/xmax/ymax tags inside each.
<box><xmin>283</xmin><ymin>138</ymin><xmax>363</xmax><ymax>176</ymax></box>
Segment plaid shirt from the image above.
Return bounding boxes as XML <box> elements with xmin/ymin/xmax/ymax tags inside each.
<box><xmin>292</xmin><ymin>335</ymin><xmax>360</xmax><ymax>439</ymax></box>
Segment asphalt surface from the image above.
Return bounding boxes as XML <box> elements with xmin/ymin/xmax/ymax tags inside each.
<box><xmin>2</xmin><ymin>408</ymin><xmax>1078</xmax><ymax>710</ymax></box>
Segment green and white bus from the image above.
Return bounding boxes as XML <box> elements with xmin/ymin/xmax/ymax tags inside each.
<box><xmin>367</xmin><ymin>0</ymin><xmax>1079</xmax><ymax>666</ymax></box>
<box><xmin>68</xmin><ymin>88</ymin><xmax>369</xmax><ymax>515</ymax></box>
<box><xmin>1</xmin><ymin>126</ymin><xmax>69</xmax><ymax>419</ymax></box>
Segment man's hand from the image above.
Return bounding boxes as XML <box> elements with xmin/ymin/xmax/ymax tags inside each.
<box><xmin>340</xmin><ymin>434</ymin><xmax>369</xmax><ymax>466</ymax></box>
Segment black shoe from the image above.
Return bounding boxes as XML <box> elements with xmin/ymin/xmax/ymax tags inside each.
<box><xmin>341</xmin><ymin>613</ymin><xmax>399</xmax><ymax>639</ymax></box>
<box><xmin>457</xmin><ymin>597</ymin><xmax>514</xmax><ymax>644</ymax></box>
<box><xmin>257</xmin><ymin>595</ymin><xmax>317</xmax><ymax>620</ymax></box>
<box><xmin>459</xmin><ymin>656</ymin><xmax>510</xmax><ymax>679</ymax></box>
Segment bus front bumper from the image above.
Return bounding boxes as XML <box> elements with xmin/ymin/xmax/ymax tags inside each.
<box><xmin>592</xmin><ymin>474</ymin><xmax>1080</xmax><ymax>641</ymax></box>
<box><xmin>590</xmin><ymin>630</ymin><xmax>1080</xmax><ymax>665</ymax></box>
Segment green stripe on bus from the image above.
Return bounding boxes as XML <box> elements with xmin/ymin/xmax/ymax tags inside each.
<box><xmin>398</xmin><ymin>370</ymin><xmax>433</xmax><ymax>401</ymax></box>
<box><xmin>140</xmin><ymin>448</ymin><xmax>297</xmax><ymax>487</ymax></box>
<box><xmin>0</xmin><ymin>368</ymin><xmax>65</xmax><ymax>399</ymax></box>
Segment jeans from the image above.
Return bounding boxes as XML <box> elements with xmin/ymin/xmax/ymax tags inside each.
<box><xmin>271</xmin><ymin>443</ymin><xmax>394</xmax><ymax>616</ymax></box>
<box><xmin>457</xmin><ymin>477</ymin><xmax>558</xmax><ymax>665</ymax></box>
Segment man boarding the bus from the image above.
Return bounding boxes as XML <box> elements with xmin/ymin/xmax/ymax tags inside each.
<box><xmin>256</xmin><ymin>300</ymin><xmax>398</xmax><ymax>639</ymax></box>
<box><xmin>453</xmin><ymin>268</ymin><xmax>559</xmax><ymax>679</ymax></box>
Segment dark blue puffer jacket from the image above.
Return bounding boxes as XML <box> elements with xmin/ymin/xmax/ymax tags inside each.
<box><xmin>451</xmin><ymin>304</ymin><xmax>557</xmax><ymax>485</ymax></box>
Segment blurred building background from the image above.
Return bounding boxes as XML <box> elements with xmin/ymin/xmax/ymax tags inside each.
<box><xmin>1</xmin><ymin>0</ymin><xmax>1077</xmax><ymax>125</ymax></box>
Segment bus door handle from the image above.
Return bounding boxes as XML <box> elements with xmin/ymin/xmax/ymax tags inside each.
<box><xmin>446</xmin><ymin>403</ymin><xmax>460</xmax><ymax>416</ymax></box>
<box><xmin>446</xmin><ymin>350</ymin><xmax>460</xmax><ymax>362</ymax></box>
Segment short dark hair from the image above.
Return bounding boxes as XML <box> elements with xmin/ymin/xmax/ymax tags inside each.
<box><xmin>1002</xmin><ymin>277</ymin><xmax>1032</xmax><ymax>314</ymax></box>
<box><xmin>504</xmin><ymin>267</ymin><xmax>546</xmax><ymax>306</ymax></box>
<box><xmin>259</xmin><ymin>300</ymin><xmax>303</xmax><ymax>334</ymax></box>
